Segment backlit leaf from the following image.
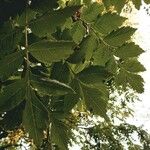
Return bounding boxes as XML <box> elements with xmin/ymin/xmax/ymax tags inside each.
<box><xmin>115</xmin><ymin>42</ymin><xmax>144</xmax><ymax>59</ymax></box>
<box><xmin>81</xmin><ymin>2</ymin><xmax>103</xmax><ymax>23</ymax></box>
<box><xmin>121</xmin><ymin>59</ymin><xmax>146</xmax><ymax>73</ymax></box>
<box><xmin>93</xmin><ymin>13</ymin><xmax>126</xmax><ymax>35</ymax></box>
<box><xmin>104</xmin><ymin>27</ymin><xmax>136</xmax><ymax>47</ymax></box>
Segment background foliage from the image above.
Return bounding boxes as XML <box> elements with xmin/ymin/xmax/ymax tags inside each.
<box><xmin>0</xmin><ymin>0</ymin><xmax>150</xmax><ymax>149</ymax></box>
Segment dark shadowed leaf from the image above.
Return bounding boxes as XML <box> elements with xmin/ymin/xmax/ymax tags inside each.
<box><xmin>78</xmin><ymin>66</ymin><xmax>112</xmax><ymax>84</ymax></box>
<box><xmin>80</xmin><ymin>82</ymin><xmax>108</xmax><ymax>119</ymax></box>
<box><xmin>23</xmin><ymin>87</ymin><xmax>48</xmax><ymax>147</ymax></box>
<box><xmin>0</xmin><ymin>22</ymin><xmax>22</xmax><ymax>56</ymax></box>
<box><xmin>50</xmin><ymin>62</ymin><xmax>73</xmax><ymax>84</ymax></box>
<box><xmin>0</xmin><ymin>51</ymin><xmax>24</xmax><ymax>80</ymax></box>
<box><xmin>31</xmin><ymin>74</ymin><xmax>74</xmax><ymax>96</ymax></box>
<box><xmin>68</xmin><ymin>34</ymin><xmax>98</xmax><ymax>63</ymax></box>
<box><xmin>30</xmin><ymin>6</ymin><xmax>81</xmax><ymax>37</ymax></box>
<box><xmin>51</xmin><ymin>118</ymin><xmax>71</xmax><ymax>150</ymax></box>
<box><xmin>0</xmin><ymin>80</ymin><xmax>26</xmax><ymax>112</ymax></box>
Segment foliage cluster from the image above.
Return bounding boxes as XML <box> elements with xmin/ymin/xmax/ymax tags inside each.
<box><xmin>0</xmin><ymin>0</ymin><xmax>150</xmax><ymax>149</ymax></box>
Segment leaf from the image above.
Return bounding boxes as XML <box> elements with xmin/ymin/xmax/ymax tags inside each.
<box><xmin>68</xmin><ymin>34</ymin><xmax>98</xmax><ymax>63</ymax></box>
<box><xmin>0</xmin><ymin>102</ymin><xmax>25</xmax><ymax>130</ymax></box>
<box><xmin>23</xmin><ymin>87</ymin><xmax>48</xmax><ymax>147</ymax></box>
<box><xmin>114</xmin><ymin>42</ymin><xmax>144</xmax><ymax>59</ymax></box>
<box><xmin>80</xmin><ymin>82</ymin><xmax>108</xmax><ymax>119</ymax></box>
<box><xmin>104</xmin><ymin>27</ymin><xmax>136</xmax><ymax>47</ymax></box>
<box><xmin>28</xmin><ymin>40</ymin><xmax>75</xmax><ymax>63</ymax></box>
<box><xmin>50</xmin><ymin>62</ymin><xmax>73</xmax><ymax>84</ymax></box>
<box><xmin>132</xmin><ymin>0</ymin><xmax>141</xmax><ymax>9</ymax></box>
<box><xmin>0</xmin><ymin>22</ymin><xmax>22</xmax><ymax>56</ymax></box>
<box><xmin>70</xmin><ymin>21</ymin><xmax>86</xmax><ymax>44</ymax></box>
<box><xmin>63</xmin><ymin>79</ymin><xmax>82</xmax><ymax>112</ymax></box>
<box><xmin>51</xmin><ymin>118</ymin><xmax>71</xmax><ymax>150</ymax></box>
<box><xmin>105</xmin><ymin>56</ymin><xmax>118</xmax><ymax>74</ymax></box>
<box><xmin>16</xmin><ymin>8</ymin><xmax>37</xmax><ymax>26</ymax></box>
<box><xmin>115</xmin><ymin>69</ymin><xmax>144</xmax><ymax>93</ymax></box>
<box><xmin>93</xmin><ymin>13</ymin><xmax>126</xmax><ymax>35</ymax></box>
<box><xmin>31</xmin><ymin>0</ymin><xmax>59</xmax><ymax>12</ymax></box>
<box><xmin>78</xmin><ymin>66</ymin><xmax>112</xmax><ymax>85</ymax></box>
<box><xmin>30</xmin><ymin>6</ymin><xmax>81</xmax><ymax>37</ymax></box>
<box><xmin>68</xmin><ymin>0</ymin><xmax>82</xmax><ymax>6</ymax></box>
<box><xmin>93</xmin><ymin>43</ymin><xmax>112</xmax><ymax>66</ymax></box>
<box><xmin>121</xmin><ymin>59</ymin><xmax>146</xmax><ymax>73</ymax></box>
<box><xmin>103</xmin><ymin>0</ymin><xmax>126</xmax><ymax>13</ymax></box>
<box><xmin>31</xmin><ymin>74</ymin><xmax>74</xmax><ymax>96</ymax></box>
<box><xmin>65</xmin><ymin>79</ymin><xmax>108</xmax><ymax>119</ymax></box>
<box><xmin>128</xmin><ymin>73</ymin><xmax>144</xmax><ymax>93</ymax></box>
<box><xmin>144</xmin><ymin>0</ymin><xmax>150</xmax><ymax>4</ymax></box>
<box><xmin>0</xmin><ymin>51</ymin><xmax>24</xmax><ymax>80</ymax></box>
<box><xmin>0</xmin><ymin>80</ymin><xmax>26</xmax><ymax>112</ymax></box>
<box><xmin>81</xmin><ymin>2</ymin><xmax>103</xmax><ymax>23</ymax></box>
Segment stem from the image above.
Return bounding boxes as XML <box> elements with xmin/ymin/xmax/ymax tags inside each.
<box><xmin>25</xmin><ymin>1</ymin><xmax>30</xmax><ymax>83</ymax></box>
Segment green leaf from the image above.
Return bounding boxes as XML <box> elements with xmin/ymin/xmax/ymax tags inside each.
<box><xmin>63</xmin><ymin>79</ymin><xmax>82</xmax><ymax>112</ymax></box>
<box><xmin>31</xmin><ymin>74</ymin><xmax>74</xmax><ymax>96</ymax></box>
<box><xmin>105</xmin><ymin>56</ymin><xmax>118</xmax><ymax>74</ymax></box>
<box><xmin>115</xmin><ymin>42</ymin><xmax>144</xmax><ymax>59</ymax></box>
<box><xmin>0</xmin><ymin>51</ymin><xmax>24</xmax><ymax>80</ymax></box>
<box><xmin>128</xmin><ymin>73</ymin><xmax>144</xmax><ymax>93</ymax></box>
<box><xmin>104</xmin><ymin>27</ymin><xmax>136</xmax><ymax>47</ymax></box>
<box><xmin>115</xmin><ymin>69</ymin><xmax>144</xmax><ymax>93</ymax></box>
<box><xmin>28</xmin><ymin>40</ymin><xmax>75</xmax><ymax>63</ymax></box>
<box><xmin>103</xmin><ymin>0</ymin><xmax>126</xmax><ymax>13</ymax></box>
<box><xmin>144</xmin><ymin>0</ymin><xmax>150</xmax><ymax>4</ymax></box>
<box><xmin>23</xmin><ymin>87</ymin><xmax>48</xmax><ymax>147</ymax></box>
<box><xmin>121</xmin><ymin>59</ymin><xmax>146</xmax><ymax>73</ymax></box>
<box><xmin>16</xmin><ymin>8</ymin><xmax>37</xmax><ymax>26</ymax></box>
<box><xmin>68</xmin><ymin>0</ymin><xmax>82</xmax><ymax>6</ymax></box>
<box><xmin>93</xmin><ymin>13</ymin><xmax>126</xmax><ymax>35</ymax></box>
<box><xmin>50</xmin><ymin>62</ymin><xmax>73</xmax><ymax>84</ymax></box>
<box><xmin>30</xmin><ymin>6</ymin><xmax>81</xmax><ymax>37</ymax></box>
<box><xmin>81</xmin><ymin>2</ymin><xmax>104</xmax><ymax>23</ymax></box>
<box><xmin>70</xmin><ymin>20</ymin><xmax>86</xmax><ymax>44</ymax></box>
<box><xmin>80</xmin><ymin>82</ymin><xmax>108</xmax><ymax>119</ymax></box>
<box><xmin>51</xmin><ymin>118</ymin><xmax>71</xmax><ymax>150</ymax></box>
<box><xmin>93</xmin><ymin>43</ymin><xmax>112</xmax><ymax>66</ymax></box>
<box><xmin>68</xmin><ymin>34</ymin><xmax>98</xmax><ymax>63</ymax></box>
<box><xmin>78</xmin><ymin>66</ymin><xmax>112</xmax><ymax>85</ymax></box>
<box><xmin>31</xmin><ymin>0</ymin><xmax>59</xmax><ymax>12</ymax></box>
<box><xmin>0</xmin><ymin>22</ymin><xmax>22</xmax><ymax>56</ymax></box>
<box><xmin>0</xmin><ymin>80</ymin><xmax>26</xmax><ymax>112</ymax></box>
<box><xmin>132</xmin><ymin>0</ymin><xmax>141</xmax><ymax>9</ymax></box>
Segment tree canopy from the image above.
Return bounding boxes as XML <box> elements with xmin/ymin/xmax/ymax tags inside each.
<box><xmin>0</xmin><ymin>0</ymin><xmax>150</xmax><ymax>149</ymax></box>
